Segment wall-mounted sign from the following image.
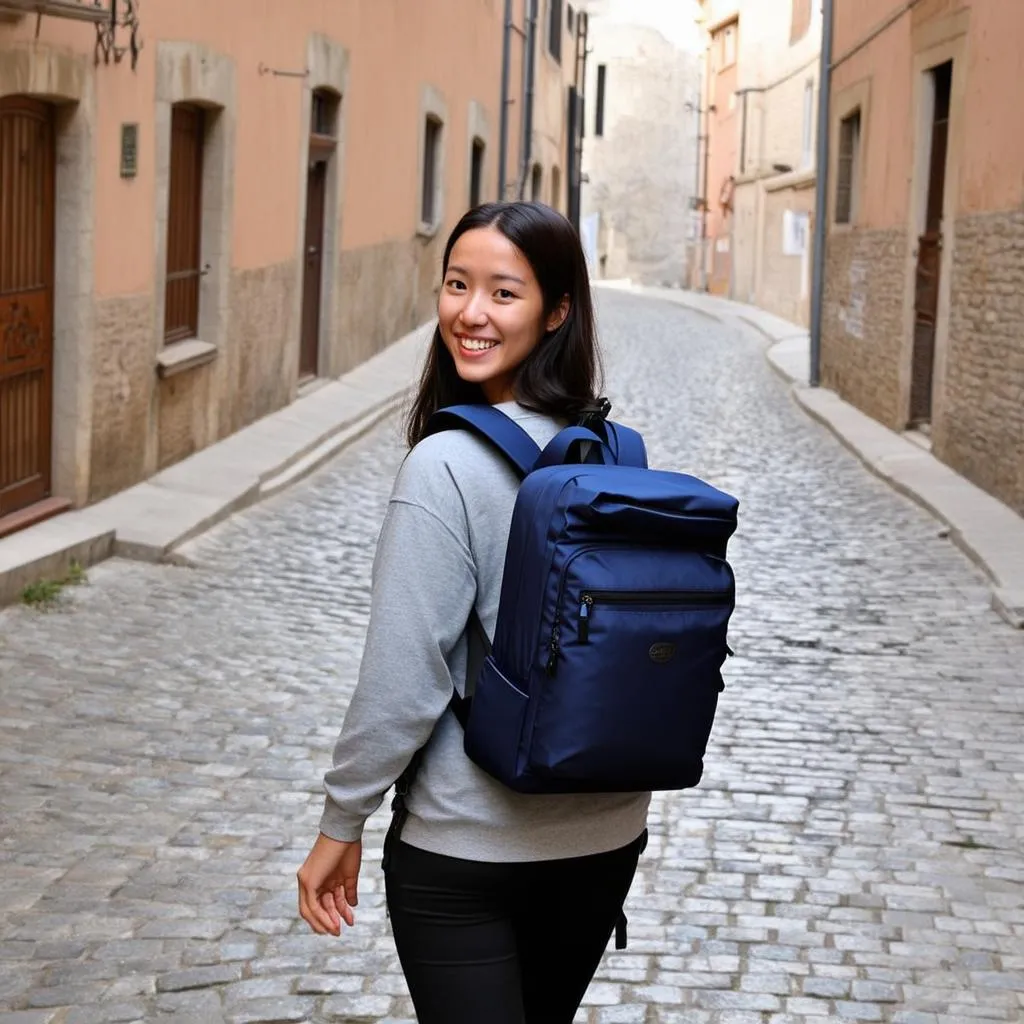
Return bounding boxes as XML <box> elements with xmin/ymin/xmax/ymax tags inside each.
<box><xmin>783</xmin><ymin>210</ymin><xmax>810</xmax><ymax>256</ymax></box>
<box><xmin>120</xmin><ymin>123</ymin><xmax>139</xmax><ymax>179</ymax></box>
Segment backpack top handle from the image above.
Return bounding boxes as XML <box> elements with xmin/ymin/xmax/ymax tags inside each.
<box><xmin>534</xmin><ymin>427</ymin><xmax>613</xmax><ymax>470</ymax></box>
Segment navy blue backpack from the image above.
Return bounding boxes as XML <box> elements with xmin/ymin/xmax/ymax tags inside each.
<box><xmin>426</xmin><ymin>404</ymin><xmax>739</xmax><ymax>795</ymax></box>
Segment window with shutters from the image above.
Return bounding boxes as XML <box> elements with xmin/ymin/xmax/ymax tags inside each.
<box><xmin>422</xmin><ymin>115</ymin><xmax>443</xmax><ymax>226</ymax></box>
<box><xmin>470</xmin><ymin>137</ymin><xmax>485</xmax><ymax>208</ymax></box>
<box><xmin>548</xmin><ymin>0</ymin><xmax>563</xmax><ymax>63</ymax></box>
<box><xmin>164</xmin><ymin>104</ymin><xmax>205</xmax><ymax>344</ymax></box>
<box><xmin>835</xmin><ymin>110</ymin><xmax>861</xmax><ymax>225</ymax></box>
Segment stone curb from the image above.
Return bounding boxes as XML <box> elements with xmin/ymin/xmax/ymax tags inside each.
<box><xmin>594</xmin><ymin>282</ymin><xmax>1024</xmax><ymax>629</ymax></box>
<box><xmin>0</xmin><ymin>320</ymin><xmax>433</xmax><ymax>606</ymax></box>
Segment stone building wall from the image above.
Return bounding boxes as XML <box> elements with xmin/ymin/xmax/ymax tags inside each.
<box><xmin>820</xmin><ymin>228</ymin><xmax>908</xmax><ymax>430</ymax></box>
<box><xmin>940</xmin><ymin>210</ymin><xmax>1024</xmax><ymax>514</ymax></box>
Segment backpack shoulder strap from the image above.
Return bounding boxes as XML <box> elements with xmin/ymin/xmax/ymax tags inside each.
<box><xmin>425</xmin><ymin>404</ymin><xmax>541</xmax><ymax>478</ymax></box>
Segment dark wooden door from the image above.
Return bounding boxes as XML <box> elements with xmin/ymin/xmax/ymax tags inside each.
<box><xmin>299</xmin><ymin>157</ymin><xmax>327</xmax><ymax>379</ymax></box>
<box><xmin>910</xmin><ymin>62</ymin><xmax>952</xmax><ymax>426</ymax></box>
<box><xmin>0</xmin><ymin>97</ymin><xmax>55</xmax><ymax>517</ymax></box>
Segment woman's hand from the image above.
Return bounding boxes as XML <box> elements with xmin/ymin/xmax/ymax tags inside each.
<box><xmin>297</xmin><ymin>833</ymin><xmax>363</xmax><ymax>935</ymax></box>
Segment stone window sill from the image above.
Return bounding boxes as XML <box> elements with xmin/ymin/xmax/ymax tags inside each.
<box><xmin>157</xmin><ymin>338</ymin><xmax>218</xmax><ymax>379</ymax></box>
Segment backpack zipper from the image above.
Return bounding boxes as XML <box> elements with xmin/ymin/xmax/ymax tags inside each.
<box><xmin>578</xmin><ymin>589</ymin><xmax>732</xmax><ymax>643</ymax></box>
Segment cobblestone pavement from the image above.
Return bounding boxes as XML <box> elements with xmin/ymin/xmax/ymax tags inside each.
<box><xmin>1</xmin><ymin>290</ymin><xmax>1023</xmax><ymax>1024</ymax></box>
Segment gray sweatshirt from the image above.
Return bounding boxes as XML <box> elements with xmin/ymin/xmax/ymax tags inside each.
<box><xmin>319</xmin><ymin>401</ymin><xmax>651</xmax><ymax>862</ymax></box>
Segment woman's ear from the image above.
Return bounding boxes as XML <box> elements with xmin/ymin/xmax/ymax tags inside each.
<box><xmin>546</xmin><ymin>296</ymin><xmax>570</xmax><ymax>333</ymax></box>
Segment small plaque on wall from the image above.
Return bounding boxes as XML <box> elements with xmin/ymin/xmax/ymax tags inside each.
<box><xmin>120</xmin><ymin>123</ymin><xmax>139</xmax><ymax>179</ymax></box>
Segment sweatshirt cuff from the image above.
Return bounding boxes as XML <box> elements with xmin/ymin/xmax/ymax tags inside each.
<box><xmin>318</xmin><ymin>796</ymin><xmax>368</xmax><ymax>843</ymax></box>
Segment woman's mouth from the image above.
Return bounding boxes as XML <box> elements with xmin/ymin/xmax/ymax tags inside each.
<box><xmin>457</xmin><ymin>335</ymin><xmax>500</xmax><ymax>353</ymax></box>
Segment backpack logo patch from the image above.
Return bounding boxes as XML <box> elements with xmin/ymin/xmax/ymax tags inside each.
<box><xmin>649</xmin><ymin>642</ymin><xmax>677</xmax><ymax>665</ymax></box>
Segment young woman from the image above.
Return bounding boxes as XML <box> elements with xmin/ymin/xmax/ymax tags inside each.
<box><xmin>297</xmin><ymin>201</ymin><xmax>651</xmax><ymax>1024</ymax></box>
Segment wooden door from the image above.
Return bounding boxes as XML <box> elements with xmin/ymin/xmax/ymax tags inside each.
<box><xmin>299</xmin><ymin>157</ymin><xmax>327</xmax><ymax>379</ymax></box>
<box><xmin>910</xmin><ymin>62</ymin><xmax>952</xmax><ymax>427</ymax></box>
<box><xmin>0</xmin><ymin>98</ymin><xmax>55</xmax><ymax>517</ymax></box>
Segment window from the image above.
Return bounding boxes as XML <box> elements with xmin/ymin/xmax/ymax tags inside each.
<box><xmin>548</xmin><ymin>0</ymin><xmax>563</xmax><ymax>63</ymax></box>
<box><xmin>551</xmin><ymin>165</ymin><xmax>561</xmax><ymax>209</ymax></box>
<box><xmin>470</xmin><ymin>137</ymin><xmax>485</xmax><ymax>208</ymax></box>
<box><xmin>422</xmin><ymin>115</ymin><xmax>443</xmax><ymax>226</ymax></box>
<box><xmin>790</xmin><ymin>0</ymin><xmax>812</xmax><ymax>44</ymax></box>
<box><xmin>835</xmin><ymin>110</ymin><xmax>861</xmax><ymax>224</ymax></box>
<box><xmin>311</xmin><ymin>88</ymin><xmax>339</xmax><ymax>137</ymax></box>
<box><xmin>567</xmin><ymin>4</ymin><xmax>574</xmax><ymax>33</ymax></box>
<box><xmin>164</xmin><ymin>103</ymin><xmax>205</xmax><ymax>344</ymax></box>
<box><xmin>531</xmin><ymin>163</ymin><xmax>543</xmax><ymax>201</ymax></box>
<box><xmin>801</xmin><ymin>80</ymin><xmax>815</xmax><ymax>169</ymax></box>
<box><xmin>721</xmin><ymin>23</ymin><xmax>737</xmax><ymax>67</ymax></box>
<box><xmin>595</xmin><ymin>64</ymin><xmax>607</xmax><ymax>137</ymax></box>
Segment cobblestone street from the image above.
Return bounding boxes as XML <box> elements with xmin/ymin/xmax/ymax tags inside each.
<box><xmin>1</xmin><ymin>290</ymin><xmax>1022</xmax><ymax>1024</ymax></box>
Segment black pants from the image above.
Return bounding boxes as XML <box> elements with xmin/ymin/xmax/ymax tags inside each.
<box><xmin>383</xmin><ymin>833</ymin><xmax>645</xmax><ymax>1024</ymax></box>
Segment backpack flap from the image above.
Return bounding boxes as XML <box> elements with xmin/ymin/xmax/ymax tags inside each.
<box><xmin>569</xmin><ymin>470</ymin><xmax>739</xmax><ymax>546</ymax></box>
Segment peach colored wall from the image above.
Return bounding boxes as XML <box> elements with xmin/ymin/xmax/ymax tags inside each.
<box><xmin>0</xmin><ymin>0</ymin><xmax>509</xmax><ymax>298</ymax></box>
<box><xmin>706</xmin><ymin>22</ymin><xmax>738</xmax><ymax>276</ymax></box>
<box><xmin>950</xmin><ymin>1</ymin><xmax>1024</xmax><ymax>213</ymax></box>
<box><xmin>833</xmin><ymin>0</ymin><xmax>1024</xmax><ymax>228</ymax></box>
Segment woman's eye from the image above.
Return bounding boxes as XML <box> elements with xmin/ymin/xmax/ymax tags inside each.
<box><xmin>446</xmin><ymin>279</ymin><xmax>466</xmax><ymax>290</ymax></box>
<box><xmin>496</xmin><ymin>289</ymin><xmax>515</xmax><ymax>300</ymax></box>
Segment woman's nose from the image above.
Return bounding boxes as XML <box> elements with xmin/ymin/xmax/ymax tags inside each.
<box><xmin>459</xmin><ymin>293</ymin><xmax>488</xmax><ymax>324</ymax></box>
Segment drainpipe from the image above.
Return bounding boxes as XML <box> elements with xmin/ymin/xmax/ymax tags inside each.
<box><xmin>518</xmin><ymin>0</ymin><xmax>538</xmax><ymax>199</ymax></box>
<box><xmin>809</xmin><ymin>0</ymin><xmax>835</xmax><ymax>387</ymax></box>
<box><xmin>700</xmin><ymin>41</ymin><xmax>713</xmax><ymax>293</ymax></box>
<box><xmin>498</xmin><ymin>0</ymin><xmax>513</xmax><ymax>199</ymax></box>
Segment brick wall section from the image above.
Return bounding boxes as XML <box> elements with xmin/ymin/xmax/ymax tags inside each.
<box><xmin>939</xmin><ymin>209</ymin><xmax>1024</xmax><ymax>515</ymax></box>
<box><xmin>820</xmin><ymin>227</ymin><xmax>907</xmax><ymax>429</ymax></box>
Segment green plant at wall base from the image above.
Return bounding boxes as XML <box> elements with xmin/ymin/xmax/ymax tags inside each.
<box><xmin>20</xmin><ymin>561</ymin><xmax>88</xmax><ymax>608</ymax></box>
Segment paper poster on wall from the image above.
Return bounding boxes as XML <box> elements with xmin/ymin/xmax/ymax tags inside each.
<box><xmin>783</xmin><ymin>210</ymin><xmax>810</xmax><ymax>256</ymax></box>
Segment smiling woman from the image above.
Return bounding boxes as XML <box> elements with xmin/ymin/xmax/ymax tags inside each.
<box><xmin>405</xmin><ymin>200</ymin><xmax>605</xmax><ymax>445</ymax></box>
<box><xmin>297</xmin><ymin>200</ymin><xmax>650</xmax><ymax>1024</ymax></box>
<box><xmin>439</xmin><ymin>227</ymin><xmax>569</xmax><ymax>403</ymax></box>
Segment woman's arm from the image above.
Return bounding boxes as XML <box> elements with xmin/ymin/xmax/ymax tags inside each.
<box><xmin>318</xmin><ymin>495</ymin><xmax>476</xmax><ymax>842</ymax></box>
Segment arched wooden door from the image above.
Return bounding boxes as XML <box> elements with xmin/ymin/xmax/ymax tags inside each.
<box><xmin>0</xmin><ymin>97</ymin><xmax>55</xmax><ymax>519</ymax></box>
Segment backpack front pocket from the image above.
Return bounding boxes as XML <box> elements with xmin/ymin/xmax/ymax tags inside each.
<box><xmin>528</xmin><ymin>584</ymin><xmax>732</xmax><ymax>791</ymax></box>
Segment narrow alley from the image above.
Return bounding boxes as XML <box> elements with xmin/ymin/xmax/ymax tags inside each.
<box><xmin>1</xmin><ymin>290</ymin><xmax>1022</xmax><ymax>1024</ymax></box>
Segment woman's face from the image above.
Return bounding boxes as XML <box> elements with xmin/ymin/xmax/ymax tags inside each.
<box><xmin>438</xmin><ymin>226</ymin><xmax>567</xmax><ymax>404</ymax></box>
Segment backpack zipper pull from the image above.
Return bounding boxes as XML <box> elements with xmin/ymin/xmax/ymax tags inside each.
<box><xmin>579</xmin><ymin>595</ymin><xmax>593</xmax><ymax>643</ymax></box>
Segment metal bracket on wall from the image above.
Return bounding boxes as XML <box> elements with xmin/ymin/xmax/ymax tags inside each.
<box><xmin>95</xmin><ymin>0</ymin><xmax>142</xmax><ymax>71</ymax></box>
<box><xmin>258</xmin><ymin>62</ymin><xmax>309</xmax><ymax>79</ymax></box>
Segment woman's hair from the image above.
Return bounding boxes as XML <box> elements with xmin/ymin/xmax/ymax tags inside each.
<box><xmin>405</xmin><ymin>201</ymin><xmax>605</xmax><ymax>447</ymax></box>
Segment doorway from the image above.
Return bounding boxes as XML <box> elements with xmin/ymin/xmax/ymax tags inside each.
<box><xmin>300</xmin><ymin>157</ymin><xmax>327</xmax><ymax>380</ymax></box>
<box><xmin>0</xmin><ymin>97</ymin><xmax>56</xmax><ymax>522</ymax></box>
<box><xmin>909</xmin><ymin>60</ymin><xmax>952</xmax><ymax>429</ymax></box>
<box><xmin>299</xmin><ymin>89</ymin><xmax>338</xmax><ymax>381</ymax></box>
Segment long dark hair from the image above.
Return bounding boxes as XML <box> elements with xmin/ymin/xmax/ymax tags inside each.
<box><xmin>405</xmin><ymin>201</ymin><xmax>605</xmax><ymax>447</ymax></box>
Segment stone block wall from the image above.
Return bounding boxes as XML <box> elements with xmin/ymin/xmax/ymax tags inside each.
<box><xmin>335</xmin><ymin>237</ymin><xmax>428</xmax><ymax>379</ymax></box>
<box><xmin>89</xmin><ymin>295</ymin><xmax>154</xmax><ymax>502</ymax></box>
<box><xmin>221</xmin><ymin>262</ymin><xmax>298</xmax><ymax>440</ymax></box>
<box><xmin>940</xmin><ymin>209</ymin><xmax>1024</xmax><ymax>514</ymax></box>
<box><xmin>759</xmin><ymin>184</ymin><xmax>814</xmax><ymax>327</ymax></box>
<box><xmin>820</xmin><ymin>227</ymin><xmax>907</xmax><ymax>430</ymax></box>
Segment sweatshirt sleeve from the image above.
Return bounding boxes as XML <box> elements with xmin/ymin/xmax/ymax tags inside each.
<box><xmin>318</xmin><ymin>486</ymin><xmax>476</xmax><ymax>843</ymax></box>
